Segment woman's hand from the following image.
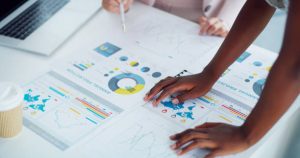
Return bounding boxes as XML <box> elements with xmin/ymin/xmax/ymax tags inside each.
<box><xmin>102</xmin><ymin>0</ymin><xmax>133</xmax><ymax>14</ymax></box>
<box><xmin>199</xmin><ymin>16</ymin><xmax>229</xmax><ymax>37</ymax></box>
<box><xmin>144</xmin><ymin>70</ymin><xmax>218</xmax><ymax>106</ymax></box>
<box><xmin>170</xmin><ymin>123</ymin><xmax>251</xmax><ymax>158</ymax></box>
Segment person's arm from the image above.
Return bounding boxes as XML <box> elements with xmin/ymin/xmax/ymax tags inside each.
<box><xmin>242</xmin><ymin>0</ymin><xmax>300</xmax><ymax>146</ymax></box>
<box><xmin>204</xmin><ymin>0</ymin><xmax>275</xmax><ymax>79</ymax></box>
<box><xmin>145</xmin><ymin>0</ymin><xmax>276</xmax><ymax>105</ymax></box>
<box><xmin>170</xmin><ymin>1</ymin><xmax>300</xmax><ymax>158</ymax></box>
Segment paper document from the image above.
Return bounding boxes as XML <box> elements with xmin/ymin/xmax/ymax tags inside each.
<box><xmin>20</xmin><ymin>2</ymin><xmax>279</xmax><ymax>156</ymax></box>
<box><xmin>21</xmin><ymin>39</ymin><xmax>278</xmax><ymax>158</ymax></box>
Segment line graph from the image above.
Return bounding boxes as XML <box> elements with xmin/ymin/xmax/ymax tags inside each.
<box><xmin>128</xmin><ymin>13</ymin><xmax>223</xmax><ymax>61</ymax></box>
<box><xmin>115</xmin><ymin>123</ymin><xmax>179</xmax><ymax>158</ymax></box>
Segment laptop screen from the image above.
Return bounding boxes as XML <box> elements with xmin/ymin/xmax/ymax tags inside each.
<box><xmin>0</xmin><ymin>0</ymin><xmax>28</xmax><ymax>21</ymax></box>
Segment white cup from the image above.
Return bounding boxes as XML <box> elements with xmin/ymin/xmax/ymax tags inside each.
<box><xmin>0</xmin><ymin>82</ymin><xmax>23</xmax><ymax>138</ymax></box>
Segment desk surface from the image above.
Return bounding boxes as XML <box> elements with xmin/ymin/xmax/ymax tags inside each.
<box><xmin>0</xmin><ymin>2</ymin><xmax>299</xmax><ymax>158</ymax></box>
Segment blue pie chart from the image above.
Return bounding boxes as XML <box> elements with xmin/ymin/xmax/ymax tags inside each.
<box><xmin>253</xmin><ymin>79</ymin><xmax>266</xmax><ymax>96</ymax></box>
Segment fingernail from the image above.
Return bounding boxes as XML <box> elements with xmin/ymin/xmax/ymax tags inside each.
<box><xmin>170</xmin><ymin>144</ymin><xmax>176</xmax><ymax>149</ymax></box>
<box><xmin>172</xmin><ymin>99</ymin><xmax>179</xmax><ymax>104</ymax></box>
<box><xmin>176</xmin><ymin>150</ymin><xmax>182</xmax><ymax>155</ymax></box>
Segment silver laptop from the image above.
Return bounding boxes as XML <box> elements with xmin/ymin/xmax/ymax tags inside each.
<box><xmin>0</xmin><ymin>0</ymin><xmax>100</xmax><ymax>55</ymax></box>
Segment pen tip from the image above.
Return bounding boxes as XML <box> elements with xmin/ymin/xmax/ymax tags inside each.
<box><xmin>122</xmin><ymin>25</ymin><xmax>126</xmax><ymax>32</ymax></box>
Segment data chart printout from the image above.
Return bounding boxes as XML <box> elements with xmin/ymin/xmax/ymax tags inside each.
<box><xmin>146</xmin><ymin>45</ymin><xmax>277</xmax><ymax>129</ymax></box>
<box><xmin>53</xmin><ymin>41</ymin><xmax>176</xmax><ymax>109</ymax></box>
<box><xmin>78</xmin><ymin>107</ymin><xmax>210</xmax><ymax>158</ymax></box>
<box><xmin>124</xmin><ymin>5</ymin><xmax>224</xmax><ymax>65</ymax></box>
<box><xmin>214</xmin><ymin>45</ymin><xmax>278</xmax><ymax>106</ymax></box>
<box><xmin>23</xmin><ymin>71</ymin><xmax>123</xmax><ymax>150</ymax></box>
<box><xmin>21</xmin><ymin>38</ymin><xmax>278</xmax><ymax>158</ymax></box>
<box><xmin>72</xmin><ymin>42</ymin><xmax>277</xmax><ymax>158</ymax></box>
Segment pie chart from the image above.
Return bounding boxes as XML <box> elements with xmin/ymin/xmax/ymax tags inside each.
<box><xmin>253</xmin><ymin>79</ymin><xmax>266</xmax><ymax>96</ymax></box>
<box><xmin>108</xmin><ymin>73</ymin><xmax>145</xmax><ymax>95</ymax></box>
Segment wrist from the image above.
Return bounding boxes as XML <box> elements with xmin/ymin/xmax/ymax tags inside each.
<box><xmin>201</xmin><ymin>65</ymin><xmax>223</xmax><ymax>82</ymax></box>
<box><xmin>240</xmin><ymin>124</ymin><xmax>258</xmax><ymax>147</ymax></box>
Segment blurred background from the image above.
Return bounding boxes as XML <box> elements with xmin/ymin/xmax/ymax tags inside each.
<box><xmin>254</xmin><ymin>10</ymin><xmax>287</xmax><ymax>53</ymax></box>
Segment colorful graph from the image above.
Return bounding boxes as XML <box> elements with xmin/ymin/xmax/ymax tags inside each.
<box><xmin>203</xmin><ymin>111</ymin><xmax>241</xmax><ymax>126</ymax></box>
<box><xmin>94</xmin><ymin>42</ymin><xmax>121</xmax><ymax>57</ymax></box>
<box><xmin>73</xmin><ymin>62</ymin><xmax>95</xmax><ymax>71</ymax></box>
<box><xmin>108</xmin><ymin>73</ymin><xmax>145</xmax><ymax>95</ymax></box>
<box><xmin>76</xmin><ymin>98</ymin><xmax>111</xmax><ymax>120</ymax></box>
<box><xmin>22</xmin><ymin>72</ymin><xmax>123</xmax><ymax>150</ymax></box>
<box><xmin>150</xmin><ymin>98</ymin><xmax>210</xmax><ymax>127</ymax></box>
<box><xmin>161</xmin><ymin>100</ymin><xmax>196</xmax><ymax>120</ymax></box>
<box><xmin>253</xmin><ymin>79</ymin><xmax>266</xmax><ymax>96</ymax></box>
<box><xmin>24</xmin><ymin>89</ymin><xmax>51</xmax><ymax>113</ymax></box>
<box><xmin>198</xmin><ymin>91</ymin><xmax>250</xmax><ymax>123</ymax></box>
<box><xmin>220</xmin><ymin>105</ymin><xmax>247</xmax><ymax>121</ymax></box>
<box><xmin>199</xmin><ymin>95</ymin><xmax>219</xmax><ymax>107</ymax></box>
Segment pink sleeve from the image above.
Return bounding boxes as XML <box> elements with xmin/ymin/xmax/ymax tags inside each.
<box><xmin>138</xmin><ymin>0</ymin><xmax>155</xmax><ymax>6</ymax></box>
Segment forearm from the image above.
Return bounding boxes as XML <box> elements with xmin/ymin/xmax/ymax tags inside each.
<box><xmin>242</xmin><ymin>0</ymin><xmax>300</xmax><ymax>145</ymax></box>
<box><xmin>242</xmin><ymin>53</ymin><xmax>300</xmax><ymax>146</ymax></box>
<box><xmin>204</xmin><ymin>0</ymin><xmax>275</xmax><ymax>78</ymax></box>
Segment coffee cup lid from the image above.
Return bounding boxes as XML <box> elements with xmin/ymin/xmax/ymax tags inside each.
<box><xmin>0</xmin><ymin>82</ymin><xmax>23</xmax><ymax>112</ymax></box>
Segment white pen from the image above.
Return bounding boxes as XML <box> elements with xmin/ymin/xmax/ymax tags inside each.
<box><xmin>120</xmin><ymin>0</ymin><xmax>126</xmax><ymax>32</ymax></box>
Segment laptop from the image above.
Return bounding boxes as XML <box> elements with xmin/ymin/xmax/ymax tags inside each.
<box><xmin>0</xmin><ymin>0</ymin><xmax>100</xmax><ymax>55</ymax></box>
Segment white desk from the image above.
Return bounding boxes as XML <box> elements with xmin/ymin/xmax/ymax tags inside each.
<box><xmin>0</xmin><ymin>2</ymin><xmax>299</xmax><ymax>158</ymax></box>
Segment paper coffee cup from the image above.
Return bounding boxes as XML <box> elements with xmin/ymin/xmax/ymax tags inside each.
<box><xmin>0</xmin><ymin>82</ymin><xmax>23</xmax><ymax>138</ymax></box>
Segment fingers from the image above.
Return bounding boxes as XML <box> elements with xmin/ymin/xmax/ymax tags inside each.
<box><xmin>170</xmin><ymin>128</ymin><xmax>207</xmax><ymax>140</ymax></box>
<box><xmin>215</xmin><ymin>28</ymin><xmax>228</xmax><ymax>37</ymax></box>
<box><xmin>177</xmin><ymin>140</ymin><xmax>216</xmax><ymax>156</ymax></box>
<box><xmin>103</xmin><ymin>0</ymin><xmax>120</xmax><ymax>13</ymax></box>
<box><xmin>199</xmin><ymin>16</ymin><xmax>207</xmax><ymax>26</ymax></box>
<box><xmin>102</xmin><ymin>0</ymin><xmax>132</xmax><ymax>13</ymax></box>
<box><xmin>200</xmin><ymin>18</ymin><xmax>210</xmax><ymax>35</ymax></box>
<box><xmin>144</xmin><ymin>77</ymin><xmax>177</xmax><ymax>101</ymax></box>
<box><xmin>199</xmin><ymin>17</ymin><xmax>228</xmax><ymax>37</ymax></box>
<box><xmin>207</xmin><ymin>21</ymin><xmax>223</xmax><ymax>35</ymax></box>
<box><xmin>170</xmin><ymin>129</ymin><xmax>193</xmax><ymax>140</ymax></box>
<box><xmin>200</xmin><ymin>17</ymin><xmax>217</xmax><ymax>35</ymax></box>
<box><xmin>195</xmin><ymin>123</ymin><xmax>221</xmax><ymax>129</ymax></box>
<box><xmin>175</xmin><ymin>87</ymin><xmax>207</xmax><ymax>103</ymax></box>
<box><xmin>152</xmin><ymin>84</ymin><xmax>185</xmax><ymax>106</ymax></box>
<box><xmin>170</xmin><ymin>130</ymin><xmax>209</xmax><ymax>150</ymax></box>
<box><xmin>204</xmin><ymin>18</ymin><xmax>219</xmax><ymax>34</ymax></box>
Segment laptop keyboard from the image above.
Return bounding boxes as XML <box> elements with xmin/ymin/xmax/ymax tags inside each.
<box><xmin>0</xmin><ymin>0</ymin><xmax>70</xmax><ymax>40</ymax></box>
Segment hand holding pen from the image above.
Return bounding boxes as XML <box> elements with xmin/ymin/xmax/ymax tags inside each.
<box><xmin>102</xmin><ymin>0</ymin><xmax>133</xmax><ymax>31</ymax></box>
<box><xmin>102</xmin><ymin>0</ymin><xmax>133</xmax><ymax>14</ymax></box>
